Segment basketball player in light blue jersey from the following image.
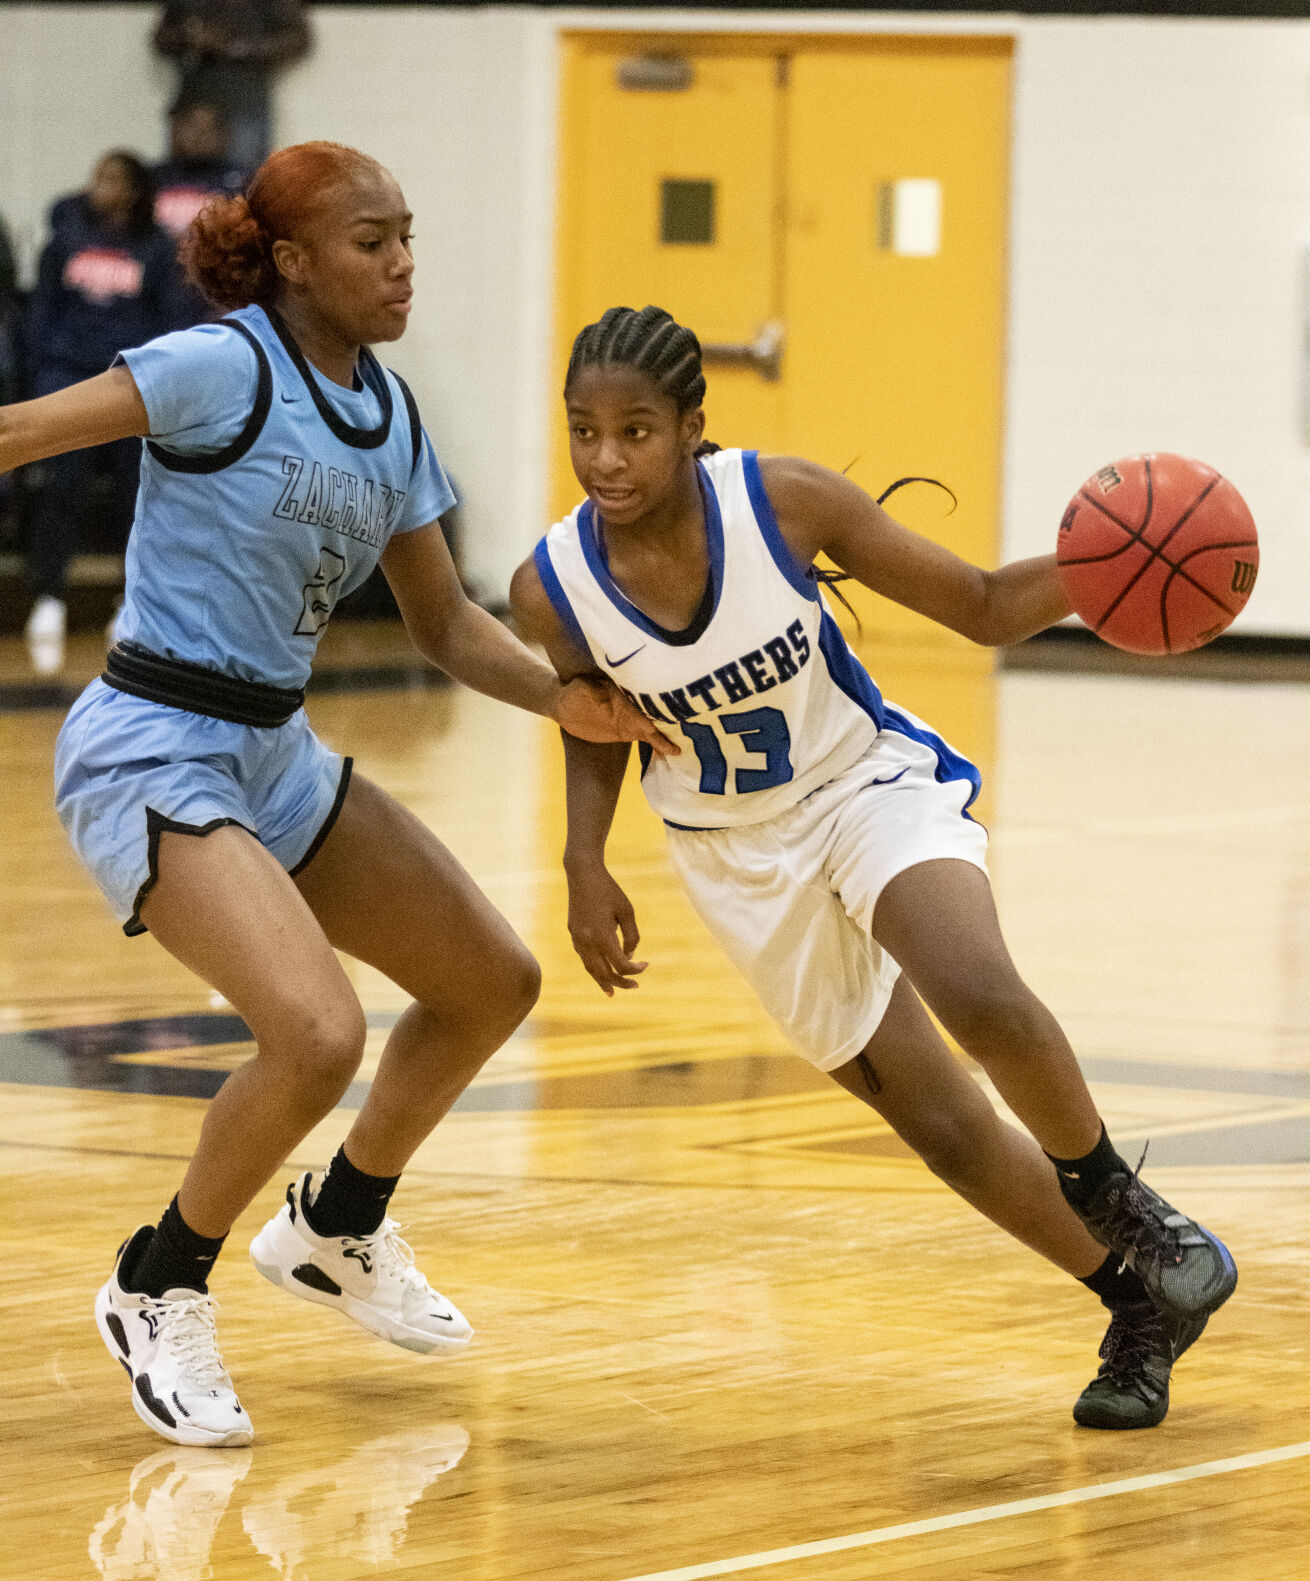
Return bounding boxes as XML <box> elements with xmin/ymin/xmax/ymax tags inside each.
<box><xmin>0</xmin><ymin>148</ymin><xmax>674</xmax><ymax>1449</ymax></box>
<box><xmin>512</xmin><ymin>306</ymin><xmax>1238</xmax><ymax>1433</ymax></box>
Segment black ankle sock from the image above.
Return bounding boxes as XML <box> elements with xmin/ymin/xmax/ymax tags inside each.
<box><xmin>304</xmin><ymin>1148</ymin><xmax>400</xmax><ymax>1239</ymax></box>
<box><xmin>1079</xmin><ymin>1250</ymin><xmax>1150</xmax><ymax>1310</ymax></box>
<box><xmin>1047</xmin><ymin>1124</ymin><xmax>1128</xmax><ymax>1209</ymax></box>
<box><xmin>127</xmin><ymin>1197</ymin><xmax>226</xmax><ymax>1297</ymax></box>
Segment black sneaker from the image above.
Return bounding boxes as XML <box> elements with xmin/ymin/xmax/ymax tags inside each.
<box><xmin>1074</xmin><ymin>1301</ymin><xmax>1207</xmax><ymax>1430</ymax></box>
<box><xmin>1070</xmin><ymin>1168</ymin><xmax>1237</xmax><ymax>1321</ymax></box>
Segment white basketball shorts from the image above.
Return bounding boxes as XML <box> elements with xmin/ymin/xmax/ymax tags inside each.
<box><xmin>664</xmin><ymin>713</ymin><xmax>989</xmax><ymax>1072</ymax></box>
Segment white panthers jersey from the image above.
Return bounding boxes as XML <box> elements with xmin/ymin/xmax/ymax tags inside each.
<box><xmin>535</xmin><ymin>448</ymin><xmax>975</xmax><ymax>830</ymax></box>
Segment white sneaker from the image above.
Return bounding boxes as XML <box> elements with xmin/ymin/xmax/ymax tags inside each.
<box><xmin>25</xmin><ymin>593</ymin><xmax>66</xmax><ymax>641</ymax></box>
<box><xmin>94</xmin><ymin>1227</ymin><xmax>253</xmax><ymax>1448</ymax></box>
<box><xmin>249</xmin><ymin>1173</ymin><xmax>473</xmax><ymax>1355</ymax></box>
<box><xmin>24</xmin><ymin>594</ymin><xmax>66</xmax><ymax>675</ymax></box>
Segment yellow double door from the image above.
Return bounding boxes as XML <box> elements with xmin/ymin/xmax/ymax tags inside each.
<box><xmin>552</xmin><ymin>33</ymin><xmax>1012</xmax><ymax>654</ymax></box>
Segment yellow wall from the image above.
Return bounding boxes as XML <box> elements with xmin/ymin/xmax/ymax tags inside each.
<box><xmin>552</xmin><ymin>32</ymin><xmax>1011</xmax><ymax>655</ymax></box>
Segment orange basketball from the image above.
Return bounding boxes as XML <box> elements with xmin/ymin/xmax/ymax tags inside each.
<box><xmin>1055</xmin><ymin>454</ymin><xmax>1259</xmax><ymax>655</ymax></box>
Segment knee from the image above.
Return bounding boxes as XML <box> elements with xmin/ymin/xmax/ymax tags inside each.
<box><xmin>944</xmin><ymin>977</ymin><xmax>1053</xmax><ymax>1064</ymax></box>
<box><xmin>902</xmin><ymin>1106</ymin><xmax>982</xmax><ymax>1191</ymax></box>
<box><xmin>507</xmin><ymin>944</ymin><xmax>542</xmax><ymax>1023</ymax></box>
<box><xmin>426</xmin><ymin>937</ymin><xmax>540</xmax><ymax>1046</ymax></box>
<box><xmin>477</xmin><ymin>941</ymin><xmax>541</xmax><ymax>1037</ymax></box>
<box><xmin>264</xmin><ymin>1002</ymin><xmax>367</xmax><ymax>1111</ymax></box>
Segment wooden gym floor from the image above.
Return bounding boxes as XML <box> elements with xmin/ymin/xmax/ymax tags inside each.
<box><xmin>1</xmin><ymin>626</ymin><xmax>1307</xmax><ymax>1581</ymax></box>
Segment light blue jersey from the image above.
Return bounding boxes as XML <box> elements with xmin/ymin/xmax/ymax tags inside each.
<box><xmin>56</xmin><ymin>303</ymin><xmax>455</xmax><ymax>933</ymax></box>
<box><xmin>115</xmin><ymin>302</ymin><xmax>455</xmax><ymax>688</ymax></box>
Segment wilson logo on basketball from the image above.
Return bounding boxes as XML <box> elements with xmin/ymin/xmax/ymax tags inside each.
<box><xmin>1058</xmin><ymin>453</ymin><xmax>1258</xmax><ymax>655</ymax></box>
<box><xmin>1230</xmin><ymin>560</ymin><xmax>1257</xmax><ymax>595</ymax></box>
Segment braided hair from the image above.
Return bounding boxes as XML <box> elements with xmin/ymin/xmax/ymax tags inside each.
<box><xmin>565</xmin><ymin>305</ymin><xmax>720</xmax><ymax>457</ymax></box>
<box><xmin>565</xmin><ymin>306</ymin><xmax>956</xmax><ymax>631</ymax></box>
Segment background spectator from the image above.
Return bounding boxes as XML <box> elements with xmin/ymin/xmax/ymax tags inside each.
<box><xmin>153</xmin><ymin>0</ymin><xmax>312</xmax><ymax>172</ymax></box>
<box><xmin>153</xmin><ymin>93</ymin><xmax>249</xmax><ymax>327</ymax></box>
<box><xmin>154</xmin><ymin>95</ymin><xmax>248</xmax><ymax>239</ymax></box>
<box><xmin>0</xmin><ymin>213</ymin><xmax>20</xmax><ymax>532</ymax></box>
<box><xmin>46</xmin><ymin>185</ymin><xmax>90</xmax><ymax>244</ymax></box>
<box><xmin>0</xmin><ymin>215</ymin><xmax>17</xmax><ymax>360</ymax></box>
<box><xmin>24</xmin><ymin>152</ymin><xmax>175</xmax><ymax>671</ymax></box>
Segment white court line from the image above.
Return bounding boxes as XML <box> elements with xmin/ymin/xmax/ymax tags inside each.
<box><xmin>614</xmin><ymin>1440</ymin><xmax>1310</xmax><ymax>1581</ymax></box>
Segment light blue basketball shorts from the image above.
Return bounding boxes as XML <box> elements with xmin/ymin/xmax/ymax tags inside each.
<box><xmin>54</xmin><ymin>680</ymin><xmax>352</xmax><ymax>936</ymax></box>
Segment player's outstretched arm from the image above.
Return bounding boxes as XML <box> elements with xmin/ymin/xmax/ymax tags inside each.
<box><xmin>759</xmin><ymin>455</ymin><xmax>1072</xmax><ymax>647</ymax></box>
<box><xmin>0</xmin><ymin>366</ymin><xmax>149</xmax><ymax>475</ymax></box>
<box><xmin>510</xmin><ymin>555</ymin><xmax>653</xmax><ymax>995</ymax></box>
<box><xmin>383</xmin><ymin>526</ymin><xmax>676</xmax><ymax>755</ymax></box>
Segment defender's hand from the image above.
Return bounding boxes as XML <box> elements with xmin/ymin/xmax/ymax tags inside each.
<box><xmin>567</xmin><ymin>862</ymin><xmax>646</xmax><ymax>996</ymax></box>
<box><xmin>554</xmin><ymin>674</ymin><xmax>679</xmax><ymax>757</ymax></box>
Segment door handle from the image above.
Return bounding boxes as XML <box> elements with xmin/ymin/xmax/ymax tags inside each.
<box><xmin>700</xmin><ymin>320</ymin><xmax>785</xmax><ymax>381</ymax></box>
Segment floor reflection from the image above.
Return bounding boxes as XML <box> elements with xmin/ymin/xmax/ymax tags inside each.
<box><xmin>88</xmin><ymin>1425</ymin><xmax>470</xmax><ymax>1581</ymax></box>
<box><xmin>242</xmin><ymin>1425</ymin><xmax>470</xmax><ymax>1580</ymax></box>
<box><xmin>89</xmin><ymin>1446</ymin><xmax>253</xmax><ymax>1581</ymax></box>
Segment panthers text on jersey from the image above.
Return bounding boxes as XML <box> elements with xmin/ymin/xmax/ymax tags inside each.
<box><xmin>534</xmin><ymin>448</ymin><xmax>978</xmax><ymax>830</ymax></box>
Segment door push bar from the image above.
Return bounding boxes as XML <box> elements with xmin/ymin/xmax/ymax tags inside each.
<box><xmin>700</xmin><ymin>320</ymin><xmax>785</xmax><ymax>382</ymax></box>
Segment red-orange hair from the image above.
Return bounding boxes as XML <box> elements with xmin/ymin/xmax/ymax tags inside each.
<box><xmin>181</xmin><ymin>141</ymin><xmax>384</xmax><ymax>310</ymax></box>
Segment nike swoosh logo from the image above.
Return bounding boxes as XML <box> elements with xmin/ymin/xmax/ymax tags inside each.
<box><xmin>605</xmin><ymin>645</ymin><xmax>646</xmax><ymax>667</ymax></box>
<box><xmin>280</xmin><ymin>392</ymin><xmax>297</xmax><ymax>403</ymax></box>
<box><xmin>865</xmin><ymin>768</ymin><xmax>909</xmax><ymax>788</ymax></box>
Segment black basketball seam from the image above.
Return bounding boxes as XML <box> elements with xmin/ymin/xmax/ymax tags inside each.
<box><xmin>1168</xmin><ymin>537</ymin><xmax>1259</xmax><ymax>567</ymax></box>
<box><xmin>1101</xmin><ymin>473</ymin><xmax>1222</xmax><ymax>633</ymax></box>
<box><xmin>1060</xmin><ymin>493</ymin><xmax>1141</xmax><ymax>565</ymax></box>
<box><xmin>1091</xmin><ymin>455</ymin><xmax>1163</xmax><ymax>631</ymax></box>
<box><xmin>1062</xmin><ymin>488</ymin><xmax>1146</xmax><ymax>568</ymax></box>
<box><xmin>1064</xmin><ymin>468</ymin><xmax>1230</xmax><ymax>589</ymax></box>
<box><xmin>1157</xmin><ymin>536</ymin><xmax>1256</xmax><ymax>651</ymax></box>
<box><xmin>1086</xmin><ymin>468</ymin><xmax>1220</xmax><ymax>634</ymax></box>
<box><xmin>1116</xmin><ymin>538</ymin><xmax>1244</xmax><ymax>626</ymax></box>
<box><xmin>1158</xmin><ymin>556</ymin><xmax>1244</xmax><ymax>631</ymax></box>
<box><xmin>1075</xmin><ymin>489</ymin><xmax>1143</xmax><ymax>538</ymax></box>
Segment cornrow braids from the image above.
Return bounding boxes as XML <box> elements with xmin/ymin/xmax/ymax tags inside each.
<box><xmin>565</xmin><ymin>305</ymin><xmax>707</xmax><ymax>414</ymax></box>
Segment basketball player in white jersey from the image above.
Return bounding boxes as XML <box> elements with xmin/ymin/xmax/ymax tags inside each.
<box><xmin>512</xmin><ymin>305</ymin><xmax>1237</xmax><ymax>1431</ymax></box>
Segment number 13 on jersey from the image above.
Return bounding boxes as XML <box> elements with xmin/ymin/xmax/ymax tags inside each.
<box><xmin>682</xmin><ymin>706</ymin><xmax>794</xmax><ymax>794</ymax></box>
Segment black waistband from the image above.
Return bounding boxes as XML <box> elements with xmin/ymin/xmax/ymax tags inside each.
<box><xmin>102</xmin><ymin>642</ymin><xmax>305</xmax><ymax>728</ymax></box>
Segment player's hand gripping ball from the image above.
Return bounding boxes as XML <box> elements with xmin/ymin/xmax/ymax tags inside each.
<box><xmin>1056</xmin><ymin>454</ymin><xmax>1259</xmax><ymax>655</ymax></box>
